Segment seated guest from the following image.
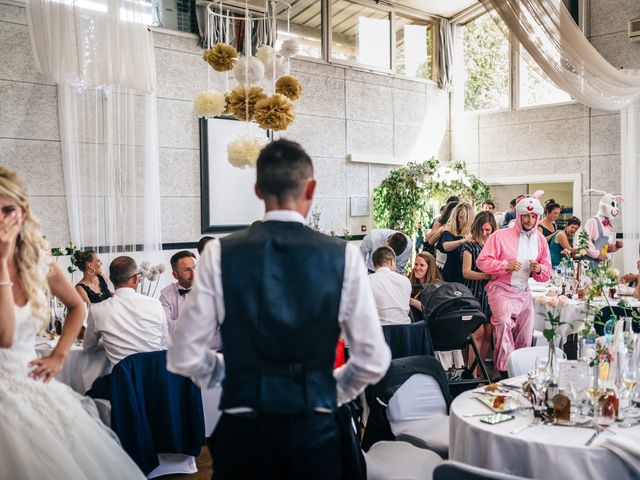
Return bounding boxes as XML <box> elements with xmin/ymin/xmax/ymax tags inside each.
<box><xmin>84</xmin><ymin>256</ymin><xmax>168</xmax><ymax>365</ymax></box>
<box><xmin>407</xmin><ymin>252</ymin><xmax>442</xmax><ymax>321</ymax></box>
<box><xmin>621</xmin><ymin>260</ymin><xmax>640</xmax><ymax>286</ymax></box>
<box><xmin>360</xmin><ymin>229</ymin><xmax>413</xmax><ymax>273</ymax></box>
<box><xmin>159</xmin><ymin>250</ymin><xmax>196</xmax><ymax>334</ymax></box>
<box><xmin>462</xmin><ymin>211</ymin><xmax>497</xmax><ymax>376</ymax></box>
<box><xmin>368</xmin><ymin>246</ymin><xmax>412</xmax><ymax>325</ymax></box>
<box><xmin>197</xmin><ymin>236</ymin><xmax>215</xmax><ymax>255</ymax></box>
<box><xmin>437</xmin><ymin>201</ymin><xmax>474</xmax><ymax>283</ymax></box>
<box><xmin>74</xmin><ymin>250</ymin><xmax>112</xmax><ymax>305</ymax></box>
<box><xmin>549</xmin><ymin>216</ymin><xmax>581</xmax><ymax>268</ymax></box>
<box><xmin>481</xmin><ymin>200</ymin><xmax>495</xmax><ymax>212</ymax></box>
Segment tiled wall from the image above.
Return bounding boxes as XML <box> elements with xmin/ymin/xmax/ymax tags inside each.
<box><xmin>450</xmin><ymin>1</ymin><xmax>639</xmax><ymax>229</ymax></box>
<box><xmin>0</xmin><ymin>0</ymin><xmax>449</xmax><ymax>247</ymax></box>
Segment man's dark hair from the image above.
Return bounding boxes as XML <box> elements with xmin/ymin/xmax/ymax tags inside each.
<box><xmin>446</xmin><ymin>195</ymin><xmax>459</xmax><ymax>203</ymax></box>
<box><xmin>566</xmin><ymin>216</ymin><xmax>581</xmax><ymax>227</ymax></box>
<box><xmin>482</xmin><ymin>200</ymin><xmax>495</xmax><ymax>209</ymax></box>
<box><xmin>372</xmin><ymin>246</ymin><xmax>396</xmax><ymax>268</ymax></box>
<box><xmin>387</xmin><ymin>232</ymin><xmax>408</xmax><ymax>257</ymax></box>
<box><xmin>170</xmin><ymin>250</ymin><xmax>196</xmax><ymax>271</ymax></box>
<box><xmin>197</xmin><ymin>236</ymin><xmax>215</xmax><ymax>255</ymax></box>
<box><xmin>256</xmin><ymin>139</ymin><xmax>313</xmax><ymax>202</ymax></box>
<box><xmin>440</xmin><ymin>201</ymin><xmax>459</xmax><ymax>225</ymax></box>
<box><xmin>110</xmin><ymin>256</ymin><xmax>138</xmax><ymax>287</ymax></box>
<box><xmin>510</xmin><ymin>198</ymin><xmax>517</xmax><ymax>207</ymax></box>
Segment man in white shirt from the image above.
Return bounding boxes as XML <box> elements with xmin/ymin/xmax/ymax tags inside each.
<box><xmin>159</xmin><ymin>250</ymin><xmax>197</xmax><ymax>334</ymax></box>
<box><xmin>368</xmin><ymin>246</ymin><xmax>412</xmax><ymax>325</ymax></box>
<box><xmin>168</xmin><ymin>139</ymin><xmax>390</xmax><ymax>480</ymax></box>
<box><xmin>360</xmin><ymin>228</ymin><xmax>413</xmax><ymax>273</ymax></box>
<box><xmin>84</xmin><ymin>256</ymin><xmax>168</xmax><ymax>366</ymax></box>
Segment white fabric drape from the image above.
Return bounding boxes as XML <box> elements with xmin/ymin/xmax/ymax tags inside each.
<box><xmin>435</xmin><ymin>19</ymin><xmax>454</xmax><ymax>91</ymax></box>
<box><xmin>481</xmin><ymin>0</ymin><xmax>640</xmax><ymax>270</ymax></box>
<box><xmin>26</xmin><ymin>0</ymin><xmax>162</xmax><ymax>262</ymax></box>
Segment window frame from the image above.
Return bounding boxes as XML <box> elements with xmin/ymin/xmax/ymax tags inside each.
<box><xmin>392</xmin><ymin>10</ymin><xmax>436</xmax><ymax>83</ymax></box>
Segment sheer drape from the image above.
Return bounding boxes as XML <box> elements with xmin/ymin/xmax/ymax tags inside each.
<box><xmin>482</xmin><ymin>0</ymin><xmax>640</xmax><ymax>269</ymax></box>
<box><xmin>435</xmin><ymin>19</ymin><xmax>454</xmax><ymax>92</ymax></box>
<box><xmin>26</xmin><ymin>0</ymin><xmax>162</xmax><ymax>263</ymax></box>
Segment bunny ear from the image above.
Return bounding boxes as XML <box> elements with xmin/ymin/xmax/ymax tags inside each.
<box><xmin>615</xmin><ymin>195</ymin><xmax>624</xmax><ymax>203</ymax></box>
<box><xmin>531</xmin><ymin>190</ymin><xmax>544</xmax><ymax>198</ymax></box>
<box><xmin>584</xmin><ymin>188</ymin><xmax>606</xmax><ymax>196</ymax></box>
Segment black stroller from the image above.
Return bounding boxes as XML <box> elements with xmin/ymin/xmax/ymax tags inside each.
<box><xmin>421</xmin><ymin>282</ymin><xmax>490</xmax><ymax>387</ymax></box>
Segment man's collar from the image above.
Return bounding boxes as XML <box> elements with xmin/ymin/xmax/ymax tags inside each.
<box><xmin>114</xmin><ymin>287</ymin><xmax>138</xmax><ymax>297</ymax></box>
<box><xmin>263</xmin><ymin>210</ymin><xmax>306</xmax><ymax>224</ymax></box>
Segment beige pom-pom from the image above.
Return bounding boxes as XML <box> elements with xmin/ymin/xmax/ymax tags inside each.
<box><xmin>203</xmin><ymin>43</ymin><xmax>239</xmax><ymax>72</ymax></box>
<box><xmin>227</xmin><ymin>136</ymin><xmax>268</xmax><ymax>168</ymax></box>
<box><xmin>233</xmin><ymin>56</ymin><xmax>265</xmax><ymax>85</ymax></box>
<box><xmin>193</xmin><ymin>90</ymin><xmax>226</xmax><ymax>118</ymax></box>
<box><xmin>226</xmin><ymin>85</ymin><xmax>268</xmax><ymax>121</ymax></box>
<box><xmin>275</xmin><ymin>75</ymin><xmax>303</xmax><ymax>101</ymax></box>
<box><xmin>256</xmin><ymin>45</ymin><xmax>275</xmax><ymax>64</ymax></box>
<box><xmin>253</xmin><ymin>93</ymin><xmax>295</xmax><ymax>131</ymax></box>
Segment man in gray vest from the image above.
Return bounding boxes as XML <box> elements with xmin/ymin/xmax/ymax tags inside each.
<box><xmin>167</xmin><ymin>139</ymin><xmax>391</xmax><ymax>479</ymax></box>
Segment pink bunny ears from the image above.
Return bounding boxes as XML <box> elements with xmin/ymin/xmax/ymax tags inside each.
<box><xmin>585</xmin><ymin>189</ymin><xmax>624</xmax><ymax>203</ymax></box>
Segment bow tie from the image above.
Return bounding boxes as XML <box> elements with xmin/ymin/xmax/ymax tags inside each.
<box><xmin>178</xmin><ymin>288</ymin><xmax>191</xmax><ymax>296</ymax></box>
<box><xmin>602</xmin><ymin>219</ymin><xmax>612</xmax><ymax>228</ymax></box>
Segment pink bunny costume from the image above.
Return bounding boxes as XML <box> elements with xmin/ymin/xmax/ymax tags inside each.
<box><xmin>476</xmin><ymin>191</ymin><xmax>552</xmax><ymax>372</ymax></box>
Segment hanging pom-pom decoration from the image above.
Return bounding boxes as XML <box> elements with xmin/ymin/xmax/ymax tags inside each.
<box><xmin>256</xmin><ymin>45</ymin><xmax>275</xmax><ymax>65</ymax></box>
<box><xmin>253</xmin><ymin>93</ymin><xmax>296</xmax><ymax>131</ymax></box>
<box><xmin>193</xmin><ymin>90</ymin><xmax>226</xmax><ymax>118</ymax></box>
<box><xmin>227</xmin><ymin>136</ymin><xmax>268</xmax><ymax>168</ymax></box>
<box><xmin>275</xmin><ymin>75</ymin><xmax>303</xmax><ymax>101</ymax></box>
<box><xmin>233</xmin><ymin>56</ymin><xmax>265</xmax><ymax>85</ymax></box>
<box><xmin>203</xmin><ymin>43</ymin><xmax>239</xmax><ymax>72</ymax></box>
<box><xmin>263</xmin><ymin>56</ymin><xmax>290</xmax><ymax>82</ymax></box>
<box><xmin>279</xmin><ymin>39</ymin><xmax>300</xmax><ymax>58</ymax></box>
<box><xmin>226</xmin><ymin>85</ymin><xmax>268</xmax><ymax>121</ymax></box>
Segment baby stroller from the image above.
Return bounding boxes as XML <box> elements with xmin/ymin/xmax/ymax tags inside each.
<box><xmin>422</xmin><ymin>282</ymin><xmax>489</xmax><ymax>387</ymax></box>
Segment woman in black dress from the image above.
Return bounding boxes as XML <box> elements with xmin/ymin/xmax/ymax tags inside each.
<box><xmin>461</xmin><ymin>211</ymin><xmax>497</xmax><ymax>377</ymax></box>
<box><xmin>538</xmin><ymin>198</ymin><xmax>560</xmax><ymax>242</ymax></box>
<box><xmin>74</xmin><ymin>250</ymin><xmax>112</xmax><ymax>305</ymax></box>
<box><xmin>437</xmin><ymin>201</ymin><xmax>474</xmax><ymax>283</ymax></box>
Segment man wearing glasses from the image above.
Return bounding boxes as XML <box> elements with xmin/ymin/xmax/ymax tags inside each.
<box><xmin>84</xmin><ymin>256</ymin><xmax>168</xmax><ymax>366</ymax></box>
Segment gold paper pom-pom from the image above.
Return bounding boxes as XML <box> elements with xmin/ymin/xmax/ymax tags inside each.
<box><xmin>275</xmin><ymin>75</ymin><xmax>303</xmax><ymax>101</ymax></box>
<box><xmin>253</xmin><ymin>93</ymin><xmax>295</xmax><ymax>131</ymax></box>
<box><xmin>226</xmin><ymin>85</ymin><xmax>268</xmax><ymax>121</ymax></box>
<box><xmin>203</xmin><ymin>43</ymin><xmax>239</xmax><ymax>72</ymax></box>
<box><xmin>227</xmin><ymin>136</ymin><xmax>268</xmax><ymax>168</ymax></box>
<box><xmin>223</xmin><ymin>92</ymin><xmax>232</xmax><ymax>116</ymax></box>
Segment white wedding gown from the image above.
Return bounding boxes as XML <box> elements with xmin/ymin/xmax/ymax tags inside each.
<box><xmin>0</xmin><ymin>304</ymin><xmax>145</xmax><ymax>479</ymax></box>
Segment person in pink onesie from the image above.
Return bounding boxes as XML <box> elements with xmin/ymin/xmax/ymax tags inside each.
<box><xmin>476</xmin><ymin>190</ymin><xmax>552</xmax><ymax>373</ymax></box>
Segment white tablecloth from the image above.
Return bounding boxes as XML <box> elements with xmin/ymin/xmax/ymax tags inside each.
<box><xmin>450</xmin><ymin>389</ymin><xmax>636</xmax><ymax>479</ymax></box>
<box><xmin>35</xmin><ymin>337</ymin><xmax>111</xmax><ymax>394</ymax></box>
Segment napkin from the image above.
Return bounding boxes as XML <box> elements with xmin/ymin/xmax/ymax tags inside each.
<box><xmin>602</xmin><ymin>430</ymin><xmax>640</xmax><ymax>476</ymax></box>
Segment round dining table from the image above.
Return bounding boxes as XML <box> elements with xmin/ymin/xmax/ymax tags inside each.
<box><xmin>449</xmin><ymin>387</ymin><xmax>637</xmax><ymax>479</ymax></box>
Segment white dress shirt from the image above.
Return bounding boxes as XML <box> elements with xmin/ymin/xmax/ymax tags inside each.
<box><xmin>360</xmin><ymin>229</ymin><xmax>413</xmax><ymax>273</ymax></box>
<box><xmin>167</xmin><ymin>209</ymin><xmax>391</xmax><ymax>406</ymax></box>
<box><xmin>159</xmin><ymin>282</ymin><xmax>186</xmax><ymax>334</ymax></box>
<box><xmin>84</xmin><ymin>287</ymin><xmax>168</xmax><ymax>365</ymax></box>
<box><xmin>368</xmin><ymin>266</ymin><xmax>412</xmax><ymax>326</ymax></box>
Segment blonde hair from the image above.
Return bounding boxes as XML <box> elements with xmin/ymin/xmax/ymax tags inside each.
<box><xmin>408</xmin><ymin>252</ymin><xmax>442</xmax><ymax>286</ymax></box>
<box><xmin>446</xmin><ymin>201</ymin><xmax>474</xmax><ymax>237</ymax></box>
<box><xmin>0</xmin><ymin>167</ymin><xmax>50</xmax><ymax>329</ymax></box>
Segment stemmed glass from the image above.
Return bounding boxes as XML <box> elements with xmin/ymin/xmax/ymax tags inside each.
<box><xmin>530</xmin><ymin>358</ymin><xmax>551</xmax><ymax>412</ymax></box>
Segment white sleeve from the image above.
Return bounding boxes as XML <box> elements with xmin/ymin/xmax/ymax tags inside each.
<box><xmin>167</xmin><ymin>240</ymin><xmax>225</xmax><ymax>389</ymax></box>
<box><xmin>83</xmin><ymin>309</ymin><xmax>100</xmax><ymax>352</ymax></box>
<box><xmin>334</xmin><ymin>243</ymin><xmax>391</xmax><ymax>405</ymax></box>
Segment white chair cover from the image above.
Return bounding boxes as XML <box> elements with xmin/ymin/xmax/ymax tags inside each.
<box><xmin>365</xmin><ymin>441</ymin><xmax>443</xmax><ymax>480</ymax></box>
<box><xmin>434</xmin><ymin>460</ymin><xmax>529</xmax><ymax>480</ymax></box>
<box><xmin>506</xmin><ymin>346</ymin><xmax>566</xmax><ymax>378</ymax></box>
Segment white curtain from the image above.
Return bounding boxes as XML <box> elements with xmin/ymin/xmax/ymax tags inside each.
<box><xmin>26</xmin><ymin>0</ymin><xmax>162</xmax><ymax>263</ymax></box>
<box><xmin>481</xmin><ymin>0</ymin><xmax>640</xmax><ymax>270</ymax></box>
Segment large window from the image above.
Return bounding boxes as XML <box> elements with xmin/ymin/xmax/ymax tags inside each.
<box><xmin>462</xmin><ymin>12</ymin><xmax>509</xmax><ymax>112</ymax></box>
<box><xmin>518</xmin><ymin>47</ymin><xmax>571</xmax><ymax>108</ymax></box>
<box><xmin>330</xmin><ymin>0</ymin><xmax>391</xmax><ymax>71</ymax></box>
<box><xmin>395</xmin><ymin>15</ymin><xmax>432</xmax><ymax>80</ymax></box>
<box><xmin>275</xmin><ymin>0</ymin><xmax>323</xmax><ymax>59</ymax></box>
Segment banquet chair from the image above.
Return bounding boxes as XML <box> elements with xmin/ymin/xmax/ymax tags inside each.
<box><xmin>361</xmin><ymin>356</ymin><xmax>452</xmax><ymax>458</ymax></box>
<box><xmin>382</xmin><ymin>320</ymin><xmax>434</xmax><ymax>359</ymax></box>
<box><xmin>433</xmin><ymin>460</ymin><xmax>529</xmax><ymax>480</ymax></box>
<box><xmin>506</xmin><ymin>346</ymin><xmax>566</xmax><ymax>378</ymax></box>
<box><xmin>90</xmin><ymin>351</ymin><xmax>205</xmax><ymax>479</ymax></box>
<box><xmin>365</xmin><ymin>441</ymin><xmax>443</xmax><ymax>480</ymax></box>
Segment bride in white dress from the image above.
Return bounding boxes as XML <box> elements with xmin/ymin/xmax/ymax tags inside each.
<box><xmin>0</xmin><ymin>167</ymin><xmax>145</xmax><ymax>479</ymax></box>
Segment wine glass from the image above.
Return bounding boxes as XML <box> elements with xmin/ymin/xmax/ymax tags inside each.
<box><xmin>530</xmin><ymin>358</ymin><xmax>551</xmax><ymax>412</ymax></box>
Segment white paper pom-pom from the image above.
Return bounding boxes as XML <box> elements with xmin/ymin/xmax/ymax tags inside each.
<box><xmin>233</xmin><ymin>56</ymin><xmax>265</xmax><ymax>85</ymax></box>
<box><xmin>279</xmin><ymin>39</ymin><xmax>300</xmax><ymax>58</ymax></box>
<box><xmin>227</xmin><ymin>136</ymin><xmax>268</xmax><ymax>168</ymax></box>
<box><xmin>263</xmin><ymin>56</ymin><xmax>290</xmax><ymax>82</ymax></box>
<box><xmin>256</xmin><ymin>45</ymin><xmax>275</xmax><ymax>64</ymax></box>
<box><xmin>193</xmin><ymin>90</ymin><xmax>226</xmax><ymax>118</ymax></box>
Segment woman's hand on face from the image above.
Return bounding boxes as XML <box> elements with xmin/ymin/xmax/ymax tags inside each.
<box><xmin>0</xmin><ymin>213</ymin><xmax>20</xmax><ymax>262</ymax></box>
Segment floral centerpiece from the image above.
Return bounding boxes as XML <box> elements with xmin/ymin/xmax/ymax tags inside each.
<box><xmin>535</xmin><ymin>294</ymin><xmax>572</xmax><ymax>381</ymax></box>
<box><xmin>51</xmin><ymin>241</ymin><xmax>79</xmax><ymax>279</ymax></box>
<box><xmin>138</xmin><ymin>261</ymin><xmax>165</xmax><ymax>297</ymax></box>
